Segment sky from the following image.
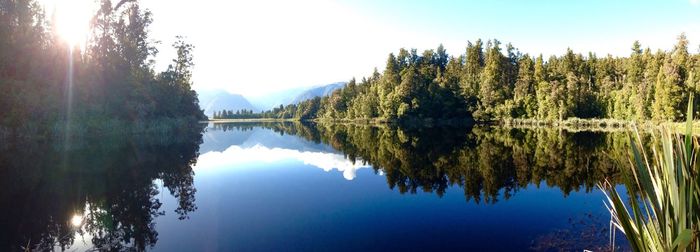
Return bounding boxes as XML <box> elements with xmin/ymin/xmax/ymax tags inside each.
<box><xmin>62</xmin><ymin>0</ymin><xmax>700</xmax><ymax>97</ymax></box>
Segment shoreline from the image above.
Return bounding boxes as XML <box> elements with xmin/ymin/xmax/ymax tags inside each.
<box><xmin>205</xmin><ymin>117</ymin><xmax>700</xmax><ymax>134</ymax></box>
<box><xmin>502</xmin><ymin>118</ymin><xmax>700</xmax><ymax>134</ymax></box>
<box><xmin>205</xmin><ymin>118</ymin><xmax>299</xmax><ymax>123</ymax></box>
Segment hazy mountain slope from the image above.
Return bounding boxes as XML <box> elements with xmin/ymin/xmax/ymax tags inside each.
<box><xmin>290</xmin><ymin>82</ymin><xmax>346</xmax><ymax>104</ymax></box>
<box><xmin>246</xmin><ymin>86</ymin><xmax>308</xmax><ymax>111</ymax></box>
<box><xmin>248</xmin><ymin>82</ymin><xmax>346</xmax><ymax>110</ymax></box>
<box><xmin>198</xmin><ymin>90</ymin><xmax>257</xmax><ymax>116</ymax></box>
<box><xmin>198</xmin><ymin>82</ymin><xmax>347</xmax><ymax>113</ymax></box>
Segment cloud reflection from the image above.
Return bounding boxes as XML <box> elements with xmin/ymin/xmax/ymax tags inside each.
<box><xmin>195</xmin><ymin>145</ymin><xmax>371</xmax><ymax>180</ymax></box>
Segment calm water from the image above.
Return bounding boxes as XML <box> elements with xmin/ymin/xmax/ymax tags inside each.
<box><xmin>0</xmin><ymin>122</ymin><xmax>632</xmax><ymax>251</ymax></box>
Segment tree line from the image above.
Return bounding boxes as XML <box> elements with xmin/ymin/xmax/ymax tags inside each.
<box><xmin>212</xmin><ymin>109</ymin><xmax>262</xmax><ymax>119</ymax></box>
<box><xmin>0</xmin><ymin>0</ymin><xmax>205</xmax><ymax>136</ymax></box>
<box><xmin>246</xmin><ymin>35</ymin><xmax>698</xmax><ymax>122</ymax></box>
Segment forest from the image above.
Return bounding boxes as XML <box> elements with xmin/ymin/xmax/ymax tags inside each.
<box><xmin>5</xmin><ymin>0</ymin><xmax>699</xmax><ymax>128</ymax></box>
<box><xmin>0</xmin><ymin>0</ymin><xmax>205</xmax><ymax>137</ymax></box>
<box><xmin>248</xmin><ymin>36</ymin><xmax>699</xmax><ymax>123</ymax></box>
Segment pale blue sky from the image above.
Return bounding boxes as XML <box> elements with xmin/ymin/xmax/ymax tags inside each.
<box><xmin>137</xmin><ymin>0</ymin><xmax>699</xmax><ymax>96</ymax></box>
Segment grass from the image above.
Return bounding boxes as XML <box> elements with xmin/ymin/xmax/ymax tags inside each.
<box><xmin>600</xmin><ymin>95</ymin><xmax>700</xmax><ymax>252</ymax></box>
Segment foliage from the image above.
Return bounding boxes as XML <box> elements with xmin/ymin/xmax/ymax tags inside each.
<box><xmin>0</xmin><ymin>0</ymin><xmax>205</xmax><ymax>136</ymax></box>
<box><xmin>226</xmin><ymin>35</ymin><xmax>698</xmax><ymax>123</ymax></box>
<box><xmin>601</xmin><ymin>95</ymin><xmax>700</xmax><ymax>251</ymax></box>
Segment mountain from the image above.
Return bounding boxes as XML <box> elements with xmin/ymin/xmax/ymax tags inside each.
<box><xmin>198</xmin><ymin>82</ymin><xmax>347</xmax><ymax>114</ymax></box>
<box><xmin>290</xmin><ymin>82</ymin><xmax>346</xmax><ymax>104</ymax></box>
<box><xmin>247</xmin><ymin>86</ymin><xmax>310</xmax><ymax>111</ymax></box>
<box><xmin>197</xmin><ymin>89</ymin><xmax>257</xmax><ymax>116</ymax></box>
<box><xmin>248</xmin><ymin>82</ymin><xmax>346</xmax><ymax>110</ymax></box>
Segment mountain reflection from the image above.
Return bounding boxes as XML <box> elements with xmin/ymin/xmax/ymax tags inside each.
<box><xmin>0</xmin><ymin>124</ymin><xmax>204</xmax><ymax>251</ymax></box>
<box><xmin>196</xmin><ymin>144</ymin><xmax>371</xmax><ymax>180</ymax></box>
<box><xmin>221</xmin><ymin>122</ymin><xmax>628</xmax><ymax>204</ymax></box>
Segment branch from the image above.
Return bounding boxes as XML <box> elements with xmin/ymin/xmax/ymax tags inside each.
<box><xmin>114</xmin><ymin>0</ymin><xmax>135</xmax><ymax>11</ymax></box>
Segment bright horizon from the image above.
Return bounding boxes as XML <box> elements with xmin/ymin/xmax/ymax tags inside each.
<box><xmin>44</xmin><ymin>0</ymin><xmax>700</xmax><ymax>97</ymax></box>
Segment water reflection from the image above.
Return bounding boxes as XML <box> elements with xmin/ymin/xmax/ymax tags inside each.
<box><xmin>0</xmin><ymin>121</ymin><xmax>634</xmax><ymax>251</ymax></box>
<box><xmin>196</xmin><ymin>144</ymin><xmax>371</xmax><ymax>180</ymax></box>
<box><xmin>193</xmin><ymin>122</ymin><xmax>630</xmax><ymax>251</ymax></box>
<box><xmin>0</xmin><ymin>124</ymin><xmax>204</xmax><ymax>251</ymax></box>
<box><xmin>236</xmin><ymin>122</ymin><xmax>627</xmax><ymax>204</ymax></box>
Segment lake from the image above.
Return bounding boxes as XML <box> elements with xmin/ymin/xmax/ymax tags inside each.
<box><xmin>0</xmin><ymin>122</ymin><xmax>631</xmax><ymax>251</ymax></box>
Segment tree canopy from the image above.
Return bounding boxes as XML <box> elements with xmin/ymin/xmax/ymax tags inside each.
<box><xmin>245</xmin><ymin>35</ymin><xmax>699</xmax><ymax>123</ymax></box>
<box><xmin>0</xmin><ymin>0</ymin><xmax>205</xmax><ymax>136</ymax></box>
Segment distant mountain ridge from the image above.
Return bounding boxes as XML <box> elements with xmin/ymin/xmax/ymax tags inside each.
<box><xmin>197</xmin><ymin>90</ymin><xmax>257</xmax><ymax>116</ymax></box>
<box><xmin>197</xmin><ymin>82</ymin><xmax>346</xmax><ymax>115</ymax></box>
<box><xmin>246</xmin><ymin>86</ymin><xmax>309</xmax><ymax>111</ymax></box>
<box><xmin>290</xmin><ymin>82</ymin><xmax>346</xmax><ymax>104</ymax></box>
<box><xmin>247</xmin><ymin>82</ymin><xmax>346</xmax><ymax>110</ymax></box>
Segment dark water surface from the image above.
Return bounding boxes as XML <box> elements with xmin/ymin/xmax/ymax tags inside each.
<box><xmin>0</xmin><ymin>122</ymin><xmax>631</xmax><ymax>251</ymax></box>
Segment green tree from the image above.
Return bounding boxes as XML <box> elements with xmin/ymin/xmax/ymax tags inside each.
<box><xmin>514</xmin><ymin>55</ymin><xmax>536</xmax><ymax>117</ymax></box>
<box><xmin>461</xmin><ymin>40</ymin><xmax>484</xmax><ymax>112</ymax></box>
<box><xmin>477</xmin><ymin>39</ymin><xmax>507</xmax><ymax>119</ymax></box>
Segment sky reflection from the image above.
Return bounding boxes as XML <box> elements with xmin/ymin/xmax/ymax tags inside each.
<box><xmin>195</xmin><ymin>144</ymin><xmax>371</xmax><ymax>180</ymax></box>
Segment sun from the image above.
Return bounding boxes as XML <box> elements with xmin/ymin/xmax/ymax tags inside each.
<box><xmin>41</xmin><ymin>0</ymin><xmax>95</xmax><ymax>47</ymax></box>
<box><xmin>70</xmin><ymin>214</ymin><xmax>83</xmax><ymax>227</ymax></box>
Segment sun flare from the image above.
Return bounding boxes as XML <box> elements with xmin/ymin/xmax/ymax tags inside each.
<box><xmin>70</xmin><ymin>214</ymin><xmax>83</xmax><ymax>227</ymax></box>
<box><xmin>41</xmin><ymin>0</ymin><xmax>95</xmax><ymax>46</ymax></box>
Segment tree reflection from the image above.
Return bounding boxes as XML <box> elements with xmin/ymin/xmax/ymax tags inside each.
<box><xmin>253</xmin><ymin>122</ymin><xmax>629</xmax><ymax>204</ymax></box>
<box><xmin>0</xmin><ymin>124</ymin><xmax>204</xmax><ymax>251</ymax></box>
<box><xmin>1</xmin><ymin>121</ymin><xmax>636</xmax><ymax>250</ymax></box>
